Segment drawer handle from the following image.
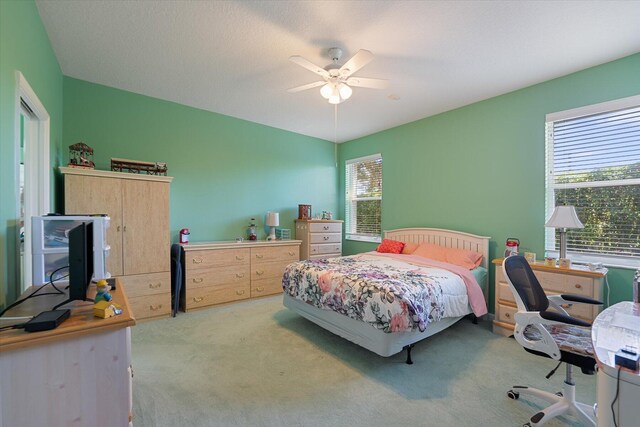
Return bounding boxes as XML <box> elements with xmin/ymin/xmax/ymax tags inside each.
<box><xmin>236</xmin><ymin>289</ymin><xmax>245</xmax><ymax>295</ymax></box>
<box><xmin>117</xmin><ymin>225</ymin><xmax>121</xmax><ymax>232</ymax></box>
<box><xmin>236</xmin><ymin>273</ymin><xmax>245</xmax><ymax>279</ymax></box>
<box><xmin>288</xmin><ymin>251</ymin><xmax>295</xmax><ymax>256</ymax></box>
<box><xmin>149</xmin><ymin>282</ymin><xmax>162</xmax><ymax>289</ymax></box>
<box><xmin>256</xmin><ymin>286</ymin><xmax>264</xmax><ymax>292</ymax></box>
<box><xmin>323</xmin><ymin>226</ymin><xmax>329</xmax><ymax>230</ymax></box>
<box><xmin>193</xmin><ymin>296</ymin><xmax>204</xmax><ymax>303</ymax></box>
<box><xmin>504</xmin><ymin>313</ymin><xmax>510</xmax><ymax>319</ymax></box>
<box><xmin>323</xmin><ymin>236</ymin><xmax>329</xmax><ymax>241</ymax></box>
<box><xmin>235</xmin><ymin>255</ymin><xmax>244</xmax><ymax>260</ymax></box>
<box><xmin>255</xmin><ymin>254</ymin><xmax>263</xmax><ymax>259</ymax></box>
<box><xmin>192</xmin><ymin>277</ymin><xmax>203</xmax><ymax>283</ymax></box>
<box><xmin>312</xmin><ymin>248</ymin><xmax>318</xmax><ymax>253</ymax></box>
<box><xmin>256</xmin><ymin>270</ymin><xmax>264</xmax><ymax>276</ymax></box>
<box><xmin>193</xmin><ymin>257</ymin><xmax>203</xmax><ymax>264</ymax></box>
<box><xmin>574</xmin><ymin>284</ymin><xmax>582</xmax><ymax>289</ymax></box>
<box><xmin>150</xmin><ymin>304</ymin><xmax>163</xmax><ymax>311</ymax></box>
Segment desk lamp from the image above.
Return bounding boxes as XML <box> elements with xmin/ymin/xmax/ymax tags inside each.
<box><xmin>545</xmin><ymin>205</ymin><xmax>584</xmax><ymax>259</ymax></box>
<box><xmin>266</xmin><ymin>212</ymin><xmax>279</xmax><ymax>241</ymax></box>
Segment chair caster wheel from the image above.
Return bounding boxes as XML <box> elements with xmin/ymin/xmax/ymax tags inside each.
<box><xmin>507</xmin><ymin>390</ymin><xmax>520</xmax><ymax>400</ymax></box>
<box><xmin>555</xmin><ymin>391</ymin><xmax>563</xmax><ymax>397</ymax></box>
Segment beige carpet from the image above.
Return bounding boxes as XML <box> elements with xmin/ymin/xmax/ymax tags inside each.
<box><xmin>131</xmin><ymin>295</ymin><xmax>595</xmax><ymax>426</ymax></box>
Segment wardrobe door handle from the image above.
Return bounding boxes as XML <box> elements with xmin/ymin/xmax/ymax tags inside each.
<box><xmin>192</xmin><ymin>277</ymin><xmax>203</xmax><ymax>283</ymax></box>
<box><xmin>123</xmin><ymin>225</ymin><xmax>127</xmax><ymax>232</ymax></box>
<box><xmin>117</xmin><ymin>225</ymin><xmax>121</xmax><ymax>232</ymax></box>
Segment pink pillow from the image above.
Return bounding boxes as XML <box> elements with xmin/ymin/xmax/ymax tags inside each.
<box><xmin>376</xmin><ymin>239</ymin><xmax>405</xmax><ymax>254</ymax></box>
<box><xmin>412</xmin><ymin>243</ymin><xmax>482</xmax><ymax>270</ymax></box>
<box><xmin>444</xmin><ymin>247</ymin><xmax>483</xmax><ymax>270</ymax></box>
<box><xmin>412</xmin><ymin>243</ymin><xmax>448</xmax><ymax>262</ymax></box>
<box><xmin>401</xmin><ymin>243</ymin><xmax>419</xmax><ymax>255</ymax></box>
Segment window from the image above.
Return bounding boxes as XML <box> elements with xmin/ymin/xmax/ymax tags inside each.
<box><xmin>545</xmin><ymin>96</ymin><xmax>640</xmax><ymax>268</ymax></box>
<box><xmin>345</xmin><ymin>153</ymin><xmax>382</xmax><ymax>242</ymax></box>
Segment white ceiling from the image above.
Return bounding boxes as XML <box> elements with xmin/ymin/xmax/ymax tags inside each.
<box><xmin>36</xmin><ymin>1</ymin><xmax>640</xmax><ymax>143</ymax></box>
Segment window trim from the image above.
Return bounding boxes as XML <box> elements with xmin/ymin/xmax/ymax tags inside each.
<box><xmin>544</xmin><ymin>95</ymin><xmax>640</xmax><ymax>269</ymax></box>
<box><xmin>345</xmin><ymin>153</ymin><xmax>382</xmax><ymax>243</ymax></box>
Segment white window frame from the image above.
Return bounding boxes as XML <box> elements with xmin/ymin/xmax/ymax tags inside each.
<box><xmin>345</xmin><ymin>153</ymin><xmax>382</xmax><ymax>243</ymax></box>
<box><xmin>545</xmin><ymin>95</ymin><xmax>640</xmax><ymax>269</ymax></box>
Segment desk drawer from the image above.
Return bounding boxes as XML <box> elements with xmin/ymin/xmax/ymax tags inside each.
<box><xmin>186</xmin><ymin>265</ymin><xmax>250</xmax><ymax>289</ymax></box>
<box><xmin>251</xmin><ymin>246</ymin><xmax>299</xmax><ymax>264</ymax></box>
<box><xmin>129</xmin><ymin>293</ymin><xmax>171</xmax><ymax>319</ymax></box>
<box><xmin>122</xmin><ymin>272</ymin><xmax>170</xmax><ymax>298</ymax></box>
<box><xmin>187</xmin><ymin>248</ymin><xmax>250</xmax><ymax>269</ymax></box>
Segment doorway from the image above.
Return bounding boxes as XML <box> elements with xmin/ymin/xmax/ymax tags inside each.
<box><xmin>15</xmin><ymin>72</ymin><xmax>50</xmax><ymax>293</ymax></box>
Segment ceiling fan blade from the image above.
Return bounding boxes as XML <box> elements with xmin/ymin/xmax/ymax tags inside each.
<box><xmin>287</xmin><ymin>81</ymin><xmax>326</xmax><ymax>93</ymax></box>
<box><xmin>339</xmin><ymin>49</ymin><xmax>374</xmax><ymax>77</ymax></box>
<box><xmin>345</xmin><ymin>77</ymin><xmax>388</xmax><ymax>89</ymax></box>
<box><xmin>289</xmin><ymin>56</ymin><xmax>330</xmax><ymax>78</ymax></box>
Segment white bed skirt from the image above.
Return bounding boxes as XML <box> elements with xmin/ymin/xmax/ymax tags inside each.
<box><xmin>283</xmin><ymin>294</ymin><xmax>464</xmax><ymax>357</ymax></box>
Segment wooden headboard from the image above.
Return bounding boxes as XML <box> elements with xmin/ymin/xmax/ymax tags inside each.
<box><xmin>383</xmin><ymin>228</ymin><xmax>491</xmax><ymax>270</ymax></box>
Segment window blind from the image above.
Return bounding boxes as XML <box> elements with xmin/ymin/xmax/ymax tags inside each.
<box><xmin>345</xmin><ymin>154</ymin><xmax>382</xmax><ymax>242</ymax></box>
<box><xmin>545</xmin><ymin>100</ymin><xmax>640</xmax><ymax>266</ymax></box>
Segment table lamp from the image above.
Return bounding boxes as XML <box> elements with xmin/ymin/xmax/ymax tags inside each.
<box><xmin>545</xmin><ymin>205</ymin><xmax>584</xmax><ymax>259</ymax></box>
<box><xmin>266</xmin><ymin>212</ymin><xmax>279</xmax><ymax>241</ymax></box>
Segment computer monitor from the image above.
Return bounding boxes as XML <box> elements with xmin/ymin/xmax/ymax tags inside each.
<box><xmin>53</xmin><ymin>222</ymin><xmax>94</xmax><ymax>309</ymax></box>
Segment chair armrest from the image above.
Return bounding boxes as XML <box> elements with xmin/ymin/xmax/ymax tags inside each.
<box><xmin>559</xmin><ymin>294</ymin><xmax>603</xmax><ymax>305</ymax></box>
<box><xmin>539</xmin><ymin>310</ymin><xmax>591</xmax><ymax>327</ymax></box>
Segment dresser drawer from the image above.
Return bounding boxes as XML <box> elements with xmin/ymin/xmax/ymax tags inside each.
<box><xmin>533</xmin><ymin>270</ymin><xmax>566</xmax><ymax>293</ymax></box>
<box><xmin>186</xmin><ymin>265</ymin><xmax>250</xmax><ymax>289</ymax></box>
<box><xmin>252</xmin><ymin>260</ymin><xmax>293</xmax><ymax>280</ymax></box>
<box><xmin>309</xmin><ymin>222</ymin><xmax>342</xmax><ymax>233</ymax></box>
<box><xmin>185</xmin><ymin>283</ymin><xmax>250</xmax><ymax>309</ymax></box>
<box><xmin>498</xmin><ymin>303</ymin><xmax>517</xmax><ymax>325</ymax></box>
<box><xmin>251</xmin><ymin>246</ymin><xmax>299</xmax><ymax>264</ymax></box>
<box><xmin>129</xmin><ymin>293</ymin><xmax>171</xmax><ymax>319</ymax></box>
<box><xmin>187</xmin><ymin>248</ymin><xmax>250</xmax><ymax>269</ymax></box>
<box><xmin>565</xmin><ymin>276</ymin><xmax>593</xmax><ymax>296</ymax></box>
<box><xmin>251</xmin><ymin>277</ymin><xmax>283</xmax><ymax>298</ymax></box>
<box><xmin>121</xmin><ymin>272</ymin><xmax>170</xmax><ymax>298</ymax></box>
<box><xmin>309</xmin><ymin>233</ymin><xmax>341</xmax><ymax>244</ymax></box>
<box><xmin>310</xmin><ymin>243</ymin><xmax>342</xmax><ymax>256</ymax></box>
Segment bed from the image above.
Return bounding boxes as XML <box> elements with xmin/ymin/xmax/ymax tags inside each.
<box><xmin>282</xmin><ymin>228</ymin><xmax>491</xmax><ymax>363</ymax></box>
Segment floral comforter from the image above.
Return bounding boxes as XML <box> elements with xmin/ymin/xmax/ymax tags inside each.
<box><xmin>282</xmin><ymin>253</ymin><xmax>475</xmax><ymax>333</ymax></box>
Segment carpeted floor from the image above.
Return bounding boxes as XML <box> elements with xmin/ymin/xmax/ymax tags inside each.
<box><xmin>131</xmin><ymin>295</ymin><xmax>595</xmax><ymax>426</ymax></box>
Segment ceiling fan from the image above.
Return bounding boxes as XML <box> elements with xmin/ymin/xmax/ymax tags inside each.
<box><xmin>288</xmin><ymin>48</ymin><xmax>388</xmax><ymax>104</ymax></box>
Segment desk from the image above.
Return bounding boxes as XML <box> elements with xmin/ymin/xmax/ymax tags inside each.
<box><xmin>591</xmin><ymin>302</ymin><xmax>640</xmax><ymax>427</ymax></box>
<box><xmin>0</xmin><ymin>281</ymin><xmax>136</xmax><ymax>427</ymax></box>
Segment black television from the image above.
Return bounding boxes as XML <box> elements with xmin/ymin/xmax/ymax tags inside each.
<box><xmin>53</xmin><ymin>222</ymin><xmax>94</xmax><ymax>309</ymax></box>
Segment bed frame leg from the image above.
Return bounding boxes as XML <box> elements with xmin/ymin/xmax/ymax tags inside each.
<box><xmin>471</xmin><ymin>314</ymin><xmax>478</xmax><ymax>325</ymax></box>
<box><xmin>404</xmin><ymin>344</ymin><xmax>415</xmax><ymax>365</ymax></box>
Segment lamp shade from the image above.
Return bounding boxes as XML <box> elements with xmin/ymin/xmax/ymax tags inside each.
<box><xmin>545</xmin><ymin>206</ymin><xmax>584</xmax><ymax>229</ymax></box>
<box><xmin>266</xmin><ymin>212</ymin><xmax>279</xmax><ymax>227</ymax></box>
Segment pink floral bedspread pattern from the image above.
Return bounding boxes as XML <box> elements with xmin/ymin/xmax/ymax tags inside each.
<box><xmin>282</xmin><ymin>254</ymin><xmax>454</xmax><ymax>333</ymax></box>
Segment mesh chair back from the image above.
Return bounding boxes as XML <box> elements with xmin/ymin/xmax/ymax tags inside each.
<box><xmin>504</xmin><ymin>256</ymin><xmax>549</xmax><ymax>312</ymax></box>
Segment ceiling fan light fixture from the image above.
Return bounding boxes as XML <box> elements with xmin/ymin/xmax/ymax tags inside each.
<box><xmin>320</xmin><ymin>83</ymin><xmax>333</xmax><ymax>99</ymax></box>
<box><xmin>338</xmin><ymin>83</ymin><xmax>352</xmax><ymax>100</ymax></box>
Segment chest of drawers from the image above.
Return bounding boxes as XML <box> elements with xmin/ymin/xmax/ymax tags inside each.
<box><xmin>295</xmin><ymin>220</ymin><xmax>343</xmax><ymax>260</ymax></box>
<box><xmin>182</xmin><ymin>241</ymin><xmax>301</xmax><ymax>311</ymax></box>
<box><xmin>492</xmin><ymin>258</ymin><xmax>606</xmax><ymax>336</ymax></box>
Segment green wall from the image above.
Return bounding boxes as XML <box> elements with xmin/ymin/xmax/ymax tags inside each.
<box><xmin>0</xmin><ymin>0</ymin><xmax>63</xmax><ymax>306</ymax></box>
<box><xmin>62</xmin><ymin>77</ymin><xmax>337</xmax><ymax>242</ymax></box>
<box><xmin>338</xmin><ymin>53</ymin><xmax>640</xmax><ymax>311</ymax></box>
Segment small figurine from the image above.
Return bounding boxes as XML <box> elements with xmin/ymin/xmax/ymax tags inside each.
<box><xmin>68</xmin><ymin>142</ymin><xmax>95</xmax><ymax>169</ymax></box>
<box><xmin>94</xmin><ymin>279</ymin><xmax>112</xmax><ymax>303</ymax></box>
<box><xmin>93</xmin><ymin>300</ymin><xmax>122</xmax><ymax>318</ymax></box>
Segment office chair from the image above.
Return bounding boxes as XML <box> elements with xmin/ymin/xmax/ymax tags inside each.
<box><xmin>170</xmin><ymin>243</ymin><xmax>184</xmax><ymax>317</ymax></box>
<box><xmin>502</xmin><ymin>256</ymin><xmax>602</xmax><ymax>427</ymax></box>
